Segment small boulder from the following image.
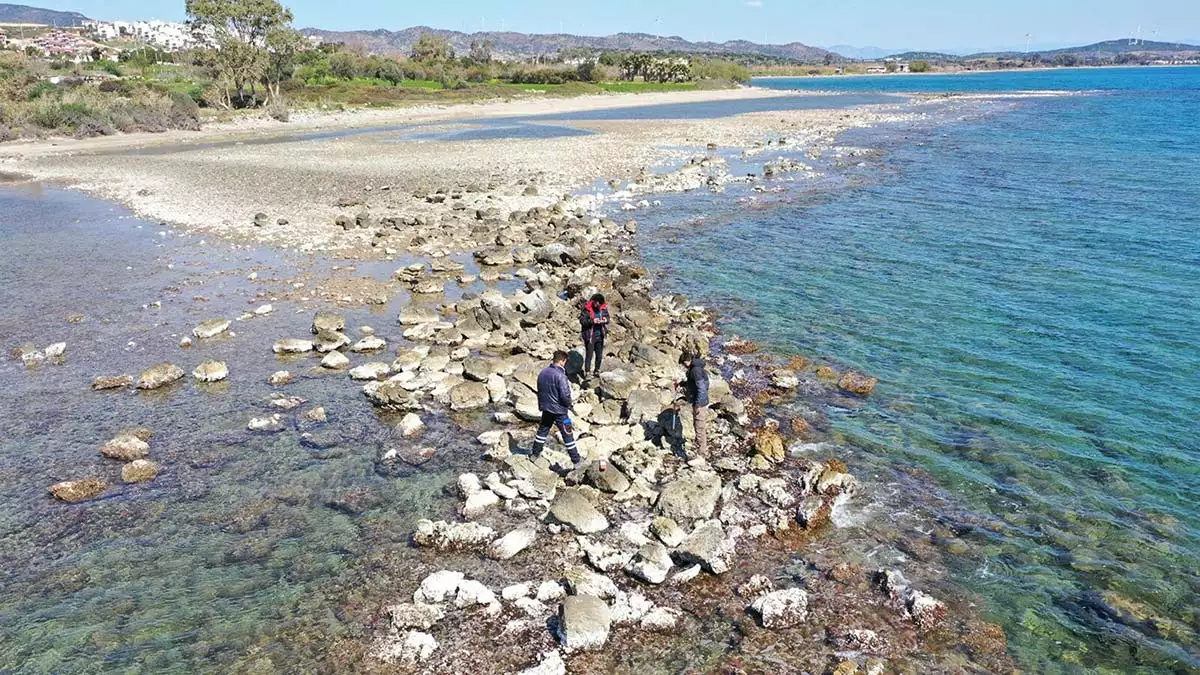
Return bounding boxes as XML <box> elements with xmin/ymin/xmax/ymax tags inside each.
<box><xmin>268</xmin><ymin>370</ymin><xmax>293</xmax><ymax>385</ymax></box>
<box><xmin>557</xmin><ymin>596</ymin><xmax>611</xmax><ymax>652</ymax></box>
<box><xmin>192</xmin><ymin>319</ymin><xmax>231</xmax><ymax>339</ymax></box>
<box><xmin>273</xmin><ymin>339</ymin><xmax>313</xmax><ymax>354</ymax></box>
<box><xmin>137</xmin><ymin>363</ymin><xmax>184</xmax><ymax>390</ymax></box>
<box><xmin>449</xmin><ymin>381</ymin><xmax>490</xmax><ymax>411</ymax></box>
<box><xmin>100</xmin><ymin>434</ymin><xmax>149</xmax><ymax>461</ymax></box>
<box><xmin>350</xmin><ymin>336</ymin><xmax>387</xmax><ymax>353</ymax></box>
<box><xmin>192</xmin><ymin>361</ymin><xmax>229</xmax><ymax>383</ymax></box>
<box><xmin>550</xmin><ymin>488</ymin><xmax>609</xmax><ymax>534</ymax></box>
<box><xmin>656</xmin><ymin>472</ymin><xmax>722</xmax><ymax>521</ymax></box>
<box><xmin>311</xmin><ymin>312</ymin><xmax>346</xmax><ymax>334</ymax></box>
<box><xmin>838</xmin><ymin>371</ymin><xmax>879</xmax><ymax>396</ymax></box>
<box><xmin>397</xmin><ymin>413</ymin><xmax>425</xmax><ymax>437</ymax></box>
<box><xmin>750</xmin><ymin>588</ymin><xmax>809</xmax><ymax>628</ymax></box>
<box><xmin>650</xmin><ymin>516</ymin><xmax>686</xmax><ymax>548</ymax></box>
<box><xmin>321</xmin><ymin>351</ymin><xmax>350</xmax><ymax>370</ymax></box>
<box><xmin>121</xmin><ymin>459</ymin><xmax>160</xmax><ymax>483</ymax></box>
<box><xmin>389</xmin><ymin>602</ymin><xmax>445</xmax><ymax>631</ymax></box>
<box><xmin>92</xmin><ymin>374</ymin><xmax>133</xmax><ymax>390</ymax></box>
<box><xmin>625</xmin><ymin>541</ymin><xmax>673</xmax><ymax>585</ymax></box>
<box><xmin>674</xmin><ymin>520</ymin><xmax>735</xmax><ymax>574</ymax></box>
<box><xmin>488</xmin><ymin>527</ymin><xmax>537</xmax><ymax>560</ymax></box>
<box><xmin>48</xmin><ymin>478</ymin><xmax>106</xmax><ymax>503</ymax></box>
<box><xmin>413</xmin><ymin>570</ymin><xmax>464</xmax><ymax>603</ymax></box>
<box><xmin>350</xmin><ymin>362</ymin><xmax>391</xmax><ymax>381</ymax></box>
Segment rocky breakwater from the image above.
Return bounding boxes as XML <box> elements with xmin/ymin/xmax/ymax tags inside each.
<box><xmin>262</xmin><ymin>198</ymin><xmax>1003</xmax><ymax>672</ymax></box>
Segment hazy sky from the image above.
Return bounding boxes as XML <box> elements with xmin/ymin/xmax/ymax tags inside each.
<box><xmin>36</xmin><ymin>0</ymin><xmax>1200</xmax><ymax>52</ymax></box>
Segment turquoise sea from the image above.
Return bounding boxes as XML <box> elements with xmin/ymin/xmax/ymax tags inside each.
<box><xmin>637</xmin><ymin>67</ymin><xmax>1199</xmax><ymax>671</ymax></box>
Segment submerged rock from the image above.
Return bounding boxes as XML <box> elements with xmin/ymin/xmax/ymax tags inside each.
<box><xmin>137</xmin><ymin>363</ymin><xmax>184</xmax><ymax>390</ymax></box>
<box><xmin>48</xmin><ymin>478</ymin><xmax>106</xmax><ymax>503</ymax></box>
<box><xmin>412</xmin><ymin>519</ymin><xmax>495</xmax><ymax>551</ymax></box>
<box><xmin>838</xmin><ymin>371</ymin><xmax>879</xmax><ymax>396</ymax></box>
<box><xmin>371</xmin><ymin>630</ymin><xmax>438</xmax><ymax>665</ymax></box>
<box><xmin>92</xmin><ymin>374</ymin><xmax>133</xmax><ymax>390</ymax></box>
<box><xmin>248</xmin><ymin>414</ymin><xmax>285</xmax><ymax>432</ymax></box>
<box><xmin>192</xmin><ymin>319</ymin><xmax>231</xmax><ymax>339</ymax></box>
<box><xmin>121</xmin><ymin>459</ymin><xmax>160</xmax><ymax>483</ymax></box>
<box><xmin>557</xmin><ymin>595</ymin><xmax>611</xmax><ymax>652</ymax></box>
<box><xmin>397</xmin><ymin>413</ymin><xmax>425</xmax><ymax>438</ymax></box>
<box><xmin>389</xmin><ymin>602</ymin><xmax>445</xmax><ymax>631</ymax></box>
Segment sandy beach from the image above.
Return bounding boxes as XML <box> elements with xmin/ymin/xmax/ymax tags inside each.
<box><xmin>0</xmin><ymin>86</ymin><xmax>923</xmax><ymax>257</ymax></box>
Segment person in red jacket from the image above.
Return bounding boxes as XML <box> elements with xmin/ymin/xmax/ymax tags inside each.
<box><xmin>580</xmin><ymin>293</ymin><xmax>610</xmax><ymax>380</ymax></box>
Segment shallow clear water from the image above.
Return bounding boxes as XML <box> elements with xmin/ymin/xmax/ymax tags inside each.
<box><xmin>642</xmin><ymin>67</ymin><xmax>1200</xmax><ymax>671</ymax></box>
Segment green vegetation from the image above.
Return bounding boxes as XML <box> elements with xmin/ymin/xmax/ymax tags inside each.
<box><xmin>0</xmin><ymin>0</ymin><xmax>755</xmax><ymax>141</ymax></box>
<box><xmin>0</xmin><ymin>51</ymin><xmax>200</xmax><ymax>140</ymax></box>
<box><xmin>909</xmin><ymin>60</ymin><xmax>930</xmax><ymax>73</ymax></box>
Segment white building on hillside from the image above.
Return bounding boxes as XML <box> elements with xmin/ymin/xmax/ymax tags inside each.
<box><xmin>83</xmin><ymin>19</ymin><xmax>201</xmax><ymax>51</ymax></box>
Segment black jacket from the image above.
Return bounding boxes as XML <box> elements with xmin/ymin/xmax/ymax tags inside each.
<box><xmin>580</xmin><ymin>301</ymin><xmax>610</xmax><ymax>344</ymax></box>
<box><xmin>683</xmin><ymin>357</ymin><xmax>710</xmax><ymax>407</ymax></box>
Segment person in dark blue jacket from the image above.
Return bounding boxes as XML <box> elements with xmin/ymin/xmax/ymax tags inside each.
<box><xmin>677</xmin><ymin>351</ymin><xmax>710</xmax><ymax>457</ymax></box>
<box><xmin>580</xmin><ymin>293</ymin><xmax>611</xmax><ymax>379</ymax></box>
<box><xmin>533</xmin><ymin>350</ymin><xmax>581</xmax><ymax>463</ymax></box>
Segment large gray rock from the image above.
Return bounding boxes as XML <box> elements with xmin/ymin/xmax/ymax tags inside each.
<box><xmin>515</xmin><ymin>288</ymin><xmax>553</xmax><ymax>325</ymax></box>
<box><xmin>598</xmin><ymin>369</ymin><xmax>640</xmax><ymax>400</ymax></box>
<box><xmin>398</xmin><ymin>306</ymin><xmax>440</xmax><ymax>325</ymax></box>
<box><xmin>137</xmin><ymin>363</ymin><xmax>184</xmax><ymax>390</ymax></box>
<box><xmin>674</xmin><ymin>520</ymin><xmax>736</xmax><ymax>574</ymax></box>
<box><xmin>624</xmin><ymin>388</ymin><xmax>665</xmax><ymax>423</ymax></box>
<box><xmin>556</xmin><ymin>596</ymin><xmax>611</xmax><ymax>651</ymax></box>
<box><xmin>504</xmin><ymin>455</ymin><xmax>560</xmax><ymax>500</ymax></box>
<box><xmin>750</xmin><ymin>588</ymin><xmax>809</xmax><ymax>628</ymax></box>
<box><xmin>656</xmin><ymin>472</ymin><xmax>722</xmax><ymax>521</ymax></box>
<box><xmin>629</xmin><ymin>342</ymin><xmax>679</xmax><ymax>373</ymax></box>
<box><xmin>536</xmin><ymin>243</ymin><xmax>582</xmax><ymax>267</ymax></box>
<box><xmin>550</xmin><ymin>488</ymin><xmax>609</xmax><ymax>534</ymax></box>
<box><xmin>314</xmin><ymin>329</ymin><xmax>350</xmax><ymax>353</ymax></box>
<box><xmin>462</xmin><ymin>356</ymin><xmax>495</xmax><ymax>382</ymax></box>
<box><xmin>450</xmin><ymin>381</ymin><xmax>491</xmax><ymax>411</ymax></box>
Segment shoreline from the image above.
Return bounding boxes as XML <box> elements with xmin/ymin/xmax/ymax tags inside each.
<box><xmin>0</xmin><ymin>89</ymin><xmax>1017</xmax><ymax>671</ymax></box>
<box><xmin>752</xmin><ymin>62</ymin><xmax>1200</xmax><ymax>81</ymax></box>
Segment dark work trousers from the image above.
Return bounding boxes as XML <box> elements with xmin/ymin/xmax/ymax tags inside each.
<box><xmin>533</xmin><ymin>411</ymin><xmax>580</xmax><ymax>463</ymax></box>
<box><xmin>584</xmin><ymin>336</ymin><xmax>605</xmax><ymax>375</ymax></box>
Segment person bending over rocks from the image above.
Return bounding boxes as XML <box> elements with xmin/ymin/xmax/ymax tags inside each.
<box><xmin>579</xmin><ymin>293</ymin><xmax>611</xmax><ymax>380</ymax></box>
<box><xmin>677</xmin><ymin>351</ymin><xmax>711</xmax><ymax>458</ymax></box>
<box><xmin>534</xmin><ymin>350</ymin><xmax>582</xmax><ymax>465</ymax></box>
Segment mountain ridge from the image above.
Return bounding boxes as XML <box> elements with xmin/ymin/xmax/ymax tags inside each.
<box><xmin>0</xmin><ymin>2</ymin><xmax>89</xmax><ymax>26</ymax></box>
<box><xmin>300</xmin><ymin>25</ymin><xmax>835</xmax><ymax>63</ymax></box>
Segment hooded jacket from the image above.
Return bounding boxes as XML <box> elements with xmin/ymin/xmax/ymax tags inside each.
<box><xmin>536</xmin><ymin>363</ymin><xmax>573</xmax><ymax>416</ymax></box>
<box><xmin>683</xmin><ymin>357</ymin><xmax>711</xmax><ymax>407</ymax></box>
<box><xmin>580</xmin><ymin>300</ymin><xmax>611</xmax><ymax>344</ymax></box>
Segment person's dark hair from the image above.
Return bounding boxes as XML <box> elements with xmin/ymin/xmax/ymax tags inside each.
<box><xmin>591</xmin><ymin>293</ymin><xmax>606</xmax><ymax>305</ymax></box>
<box><xmin>679</xmin><ymin>351</ymin><xmax>694</xmax><ymax>365</ymax></box>
<box><xmin>553</xmin><ymin>350</ymin><xmax>569</xmax><ymax>364</ymax></box>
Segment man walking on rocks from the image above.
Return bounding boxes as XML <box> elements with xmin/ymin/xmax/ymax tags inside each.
<box><xmin>678</xmin><ymin>351</ymin><xmax>710</xmax><ymax>458</ymax></box>
<box><xmin>580</xmin><ymin>293</ymin><xmax>611</xmax><ymax>380</ymax></box>
<box><xmin>533</xmin><ymin>350</ymin><xmax>582</xmax><ymax>464</ymax></box>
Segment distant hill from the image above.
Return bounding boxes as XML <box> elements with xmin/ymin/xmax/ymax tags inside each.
<box><xmin>827</xmin><ymin>45</ymin><xmax>901</xmax><ymax>60</ymax></box>
<box><xmin>301</xmin><ymin>26</ymin><xmax>835</xmax><ymax>64</ymax></box>
<box><xmin>1038</xmin><ymin>39</ymin><xmax>1200</xmax><ymax>56</ymax></box>
<box><xmin>0</xmin><ymin>2</ymin><xmax>88</xmax><ymax>25</ymax></box>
